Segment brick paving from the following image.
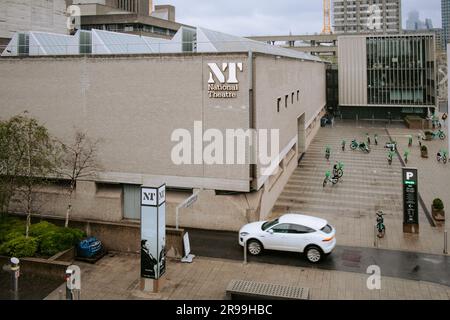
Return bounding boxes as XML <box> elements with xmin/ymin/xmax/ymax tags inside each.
<box><xmin>272</xmin><ymin>122</ymin><xmax>448</xmax><ymax>255</ymax></box>
<box><xmin>45</xmin><ymin>254</ymin><xmax>450</xmax><ymax>300</ymax></box>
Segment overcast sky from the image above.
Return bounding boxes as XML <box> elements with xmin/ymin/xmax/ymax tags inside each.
<box><xmin>158</xmin><ymin>0</ymin><xmax>442</xmax><ymax>36</ymax></box>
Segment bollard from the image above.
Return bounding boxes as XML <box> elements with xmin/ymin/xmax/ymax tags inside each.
<box><xmin>243</xmin><ymin>239</ymin><xmax>248</xmax><ymax>265</ymax></box>
<box><xmin>10</xmin><ymin>257</ymin><xmax>20</xmax><ymax>301</ymax></box>
<box><xmin>445</xmin><ymin>231</ymin><xmax>448</xmax><ymax>255</ymax></box>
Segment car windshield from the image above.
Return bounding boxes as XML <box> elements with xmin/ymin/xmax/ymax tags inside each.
<box><xmin>262</xmin><ymin>219</ymin><xmax>279</xmax><ymax>231</ymax></box>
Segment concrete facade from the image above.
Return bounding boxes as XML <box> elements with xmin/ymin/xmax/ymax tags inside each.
<box><xmin>0</xmin><ymin>52</ymin><xmax>326</xmax><ymax>231</ymax></box>
<box><xmin>0</xmin><ymin>0</ymin><xmax>68</xmax><ymax>41</ymax></box>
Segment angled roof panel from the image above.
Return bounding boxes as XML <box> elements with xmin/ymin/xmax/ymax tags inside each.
<box><xmin>91</xmin><ymin>29</ymin><xmax>152</xmax><ymax>54</ymax></box>
<box><xmin>197</xmin><ymin>27</ymin><xmax>323</xmax><ymax>62</ymax></box>
<box><xmin>29</xmin><ymin>32</ymin><xmax>79</xmax><ymax>56</ymax></box>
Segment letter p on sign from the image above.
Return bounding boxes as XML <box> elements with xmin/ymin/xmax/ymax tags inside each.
<box><xmin>406</xmin><ymin>172</ymin><xmax>414</xmax><ymax>180</ymax></box>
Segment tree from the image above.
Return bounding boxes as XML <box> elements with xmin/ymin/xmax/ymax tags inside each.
<box><xmin>12</xmin><ymin>113</ymin><xmax>61</xmax><ymax>238</ymax></box>
<box><xmin>0</xmin><ymin>116</ymin><xmax>29</xmax><ymax>216</ymax></box>
<box><xmin>58</xmin><ymin>131</ymin><xmax>99</xmax><ymax>228</ymax></box>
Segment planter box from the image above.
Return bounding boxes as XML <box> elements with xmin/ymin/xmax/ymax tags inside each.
<box><xmin>405</xmin><ymin>116</ymin><xmax>431</xmax><ymax>130</ymax></box>
<box><xmin>421</xmin><ymin>151</ymin><xmax>428</xmax><ymax>158</ymax></box>
<box><xmin>432</xmin><ymin>207</ymin><xmax>445</xmax><ymax>222</ymax></box>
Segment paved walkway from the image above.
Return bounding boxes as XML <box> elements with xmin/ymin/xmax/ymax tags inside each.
<box><xmin>45</xmin><ymin>254</ymin><xmax>450</xmax><ymax>300</ymax></box>
<box><xmin>272</xmin><ymin>123</ymin><xmax>448</xmax><ymax>255</ymax></box>
<box><xmin>186</xmin><ymin>229</ymin><xmax>450</xmax><ymax>286</ymax></box>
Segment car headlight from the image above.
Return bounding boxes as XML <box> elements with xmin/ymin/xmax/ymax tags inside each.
<box><xmin>240</xmin><ymin>232</ymin><xmax>249</xmax><ymax>237</ymax></box>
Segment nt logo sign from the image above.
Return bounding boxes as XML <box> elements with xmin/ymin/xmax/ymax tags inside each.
<box><xmin>208</xmin><ymin>62</ymin><xmax>243</xmax><ymax>98</ymax></box>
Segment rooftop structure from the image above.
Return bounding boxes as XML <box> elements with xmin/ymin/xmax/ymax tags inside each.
<box><xmin>1</xmin><ymin>27</ymin><xmax>323</xmax><ymax>62</ymax></box>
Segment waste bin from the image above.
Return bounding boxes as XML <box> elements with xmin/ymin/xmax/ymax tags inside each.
<box><xmin>321</xmin><ymin>117</ymin><xmax>328</xmax><ymax>127</ymax></box>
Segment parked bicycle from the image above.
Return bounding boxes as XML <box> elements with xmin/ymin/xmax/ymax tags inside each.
<box><xmin>387</xmin><ymin>151</ymin><xmax>394</xmax><ymax>165</ymax></box>
<box><xmin>351</xmin><ymin>140</ymin><xmax>370</xmax><ymax>153</ymax></box>
<box><xmin>437</xmin><ymin>149</ymin><xmax>448</xmax><ymax>164</ymax></box>
<box><xmin>424</xmin><ymin>130</ymin><xmax>446</xmax><ymax>141</ymax></box>
<box><xmin>325</xmin><ymin>146</ymin><xmax>331</xmax><ymax>160</ymax></box>
<box><xmin>376</xmin><ymin>211</ymin><xmax>386</xmax><ymax>238</ymax></box>
<box><xmin>333</xmin><ymin>161</ymin><xmax>344</xmax><ymax>179</ymax></box>
<box><xmin>385</xmin><ymin>140</ymin><xmax>397</xmax><ymax>152</ymax></box>
<box><xmin>404</xmin><ymin>149</ymin><xmax>410</xmax><ymax>164</ymax></box>
<box><xmin>323</xmin><ymin>171</ymin><xmax>339</xmax><ymax>188</ymax></box>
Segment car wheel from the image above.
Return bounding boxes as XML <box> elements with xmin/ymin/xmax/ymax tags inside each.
<box><xmin>305</xmin><ymin>246</ymin><xmax>322</xmax><ymax>263</ymax></box>
<box><xmin>247</xmin><ymin>240</ymin><xmax>263</xmax><ymax>256</ymax></box>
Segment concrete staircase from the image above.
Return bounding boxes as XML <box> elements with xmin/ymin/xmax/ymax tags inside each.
<box><xmin>272</xmin><ymin>126</ymin><xmax>404</xmax><ymax>220</ymax></box>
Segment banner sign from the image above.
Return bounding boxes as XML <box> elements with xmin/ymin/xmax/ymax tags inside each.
<box><xmin>141</xmin><ymin>185</ymin><xmax>166</xmax><ymax>280</ymax></box>
<box><xmin>402</xmin><ymin>168</ymin><xmax>419</xmax><ymax>225</ymax></box>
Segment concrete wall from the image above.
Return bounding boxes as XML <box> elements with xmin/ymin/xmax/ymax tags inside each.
<box><xmin>0</xmin><ymin>0</ymin><xmax>68</xmax><ymax>40</ymax></box>
<box><xmin>338</xmin><ymin>36</ymin><xmax>368</xmax><ymax>106</ymax></box>
<box><xmin>0</xmin><ymin>53</ymin><xmax>251</xmax><ymax>192</ymax></box>
<box><xmin>0</xmin><ymin>52</ymin><xmax>327</xmax><ymax>230</ymax></box>
<box><xmin>253</xmin><ymin>54</ymin><xmax>327</xmax><ymax>219</ymax></box>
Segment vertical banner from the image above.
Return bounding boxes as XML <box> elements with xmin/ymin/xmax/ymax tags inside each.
<box><xmin>402</xmin><ymin>168</ymin><xmax>419</xmax><ymax>233</ymax></box>
<box><xmin>141</xmin><ymin>185</ymin><xmax>166</xmax><ymax>280</ymax></box>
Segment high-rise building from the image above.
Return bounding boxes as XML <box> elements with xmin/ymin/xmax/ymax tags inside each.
<box><xmin>442</xmin><ymin>0</ymin><xmax>450</xmax><ymax>47</ymax></box>
<box><xmin>406</xmin><ymin>10</ymin><xmax>434</xmax><ymax>31</ymax></box>
<box><xmin>333</xmin><ymin>0</ymin><xmax>402</xmax><ymax>34</ymax></box>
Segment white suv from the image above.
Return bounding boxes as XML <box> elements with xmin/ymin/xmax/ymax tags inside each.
<box><xmin>239</xmin><ymin>213</ymin><xmax>336</xmax><ymax>263</ymax></box>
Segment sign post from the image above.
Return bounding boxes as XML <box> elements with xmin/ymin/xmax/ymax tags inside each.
<box><xmin>402</xmin><ymin>168</ymin><xmax>419</xmax><ymax>234</ymax></box>
<box><xmin>176</xmin><ymin>191</ymin><xmax>199</xmax><ymax>230</ymax></box>
<box><xmin>140</xmin><ymin>185</ymin><xmax>166</xmax><ymax>293</ymax></box>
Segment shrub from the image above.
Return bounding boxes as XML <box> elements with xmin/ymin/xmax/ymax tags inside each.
<box><xmin>29</xmin><ymin>221</ymin><xmax>59</xmax><ymax>238</ymax></box>
<box><xmin>0</xmin><ymin>236</ymin><xmax>38</xmax><ymax>258</ymax></box>
<box><xmin>421</xmin><ymin>145</ymin><xmax>428</xmax><ymax>152</ymax></box>
<box><xmin>39</xmin><ymin>228</ymin><xmax>85</xmax><ymax>257</ymax></box>
<box><xmin>0</xmin><ymin>217</ymin><xmax>25</xmax><ymax>244</ymax></box>
<box><xmin>433</xmin><ymin>199</ymin><xmax>444</xmax><ymax>210</ymax></box>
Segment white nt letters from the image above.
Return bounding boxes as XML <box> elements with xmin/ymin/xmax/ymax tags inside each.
<box><xmin>208</xmin><ymin>63</ymin><xmax>243</xmax><ymax>84</ymax></box>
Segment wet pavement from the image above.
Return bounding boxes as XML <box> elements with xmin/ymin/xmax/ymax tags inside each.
<box><xmin>0</xmin><ymin>271</ymin><xmax>63</xmax><ymax>300</ymax></box>
<box><xmin>186</xmin><ymin>228</ymin><xmax>450</xmax><ymax>287</ymax></box>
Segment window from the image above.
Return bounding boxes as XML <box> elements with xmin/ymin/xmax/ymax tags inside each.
<box><xmin>285</xmin><ymin>95</ymin><xmax>288</xmax><ymax>108</ymax></box>
<box><xmin>79</xmin><ymin>31</ymin><xmax>92</xmax><ymax>54</ymax></box>
<box><xmin>291</xmin><ymin>92</ymin><xmax>294</xmax><ymax>104</ymax></box>
<box><xmin>297</xmin><ymin>90</ymin><xmax>300</xmax><ymax>101</ymax></box>
<box><xmin>289</xmin><ymin>224</ymin><xmax>316</xmax><ymax>234</ymax></box>
<box><xmin>321</xmin><ymin>224</ymin><xmax>333</xmax><ymax>234</ymax></box>
<box><xmin>262</xmin><ymin>219</ymin><xmax>279</xmax><ymax>231</ymax></box>
<box><xmin>123</xmin><ymin>184</ymin><xmax>141</xmax><ymax>220</ymax></box>
<box><xmin>18</xmin><ymin>33</ymin><xmax>29</xmax><ymax>56</ymax></box>
<box><xmin>272</xmin><ymin>224</ymin><xmax>291</xmax><ymax>234</ymax></box>
<box><xmin>277</xmin><ymin>98</ymin><xmax>281</xmax><ymax>112</ymax></box>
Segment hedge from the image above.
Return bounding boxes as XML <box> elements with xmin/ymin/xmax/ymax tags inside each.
<box><xmin>0</xmin><ymin>236</ymin><xmax>38</xmax><ymax>258</ymax></box>
<box><xmin>0</xmin><ymin>217</ymin><xmax>86</xmax><ymax>258</ymax></box>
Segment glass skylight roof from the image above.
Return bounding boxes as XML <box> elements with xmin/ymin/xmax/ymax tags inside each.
<box><xmin>1</xmin><ymin>26</ymin><xmax>323</xmax><ymax>63</ymax></box>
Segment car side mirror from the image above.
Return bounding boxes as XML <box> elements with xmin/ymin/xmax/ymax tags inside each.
<box><xmin>268</xmin><ymin>229</ymin><xmax>274</xmax><ymax>235</ymax></box>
